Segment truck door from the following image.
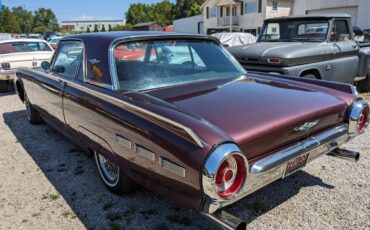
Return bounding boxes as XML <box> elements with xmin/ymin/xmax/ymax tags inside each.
<box><xmin>329</xmin><ymin>19</ymin><xmax>359</xmax><ymax>82</ymax></box>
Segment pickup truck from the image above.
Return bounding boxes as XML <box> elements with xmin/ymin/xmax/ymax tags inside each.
<box><xmin>228</xmin><ymin>14</ymin><xmax>370</xmax><ymax>92</ymax></box>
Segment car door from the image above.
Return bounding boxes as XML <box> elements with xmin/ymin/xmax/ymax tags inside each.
<box><xmin>329</xmin><ymin>19</ymin><xmax>359</xmax><ymax>82</ymax></box>
<box><xmin>33</xmin><ymin>41</ymin><xmax>83</xmax><ymax>132</ymax></box>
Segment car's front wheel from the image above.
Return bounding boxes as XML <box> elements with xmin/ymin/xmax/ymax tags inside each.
<box><xmin>94</xmin><ymin>151</ymin><xmax>135</xmax><ymax>194</ymax></box>
<box><xmin>24</xmin><ymin>92</ymin><xmax>43</xmax><ymax>124</ymax></box>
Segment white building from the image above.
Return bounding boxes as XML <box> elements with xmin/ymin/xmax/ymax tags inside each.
<box><xmin>201</xmin><ymin>0</ymin><xmax>370</xmax><ymax>35</ymax></box>
<box><xmin>61</xmin><ymin>20</ymin><xmax>125</xmax><ymax>32</ymax></box>
<box><xmin>173</xmin><ymin>15</ymin><xmax>204</xmax><ymax>34</ymax></box>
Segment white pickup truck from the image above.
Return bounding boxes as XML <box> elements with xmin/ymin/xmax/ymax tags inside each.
<box><xmin>0</xmin><ymin>39</ymin><xmax>54</xmax><ymax>93</ymax></box>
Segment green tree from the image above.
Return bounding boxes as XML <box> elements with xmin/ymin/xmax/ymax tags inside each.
<box><xmin>108</xmin><ymin>24</ymin><xmax>112</xmax><ymax>31</ymax></box>
<box><xmin>101</xmin><ymin>24</ymin><xmax>106</xmax><ymax>32</ymax></box>
<box><xmin>32</xmin><ymin>25</ymin><xmax>49</xmax><ymax>33</ymax></box>
<box><xmin>152</xmin><ymin>0</ymin><xmax>173</xmax><ymax>26</ymax></box>
<box><xmin>12</xmin><ymin>6</ymin><xmax>34</xmax><ymax>34</ymax></box>
<box><xmin>34</xmin><ymin>8</ymin><xmax>59</xmax><ymax>31</ymax></box>
<box><xmin>93</xmin><ymin>24</ymin><xmax>99</xmax><ymax>32</ymax></box>
<box><xmin>125</xmin><ymin>3</ymin><xmax>152</xmax><ymax>25</ymax></box>
<box><xmin>0</xmin><ymin>7</ymin><xmax>21</xmax><ymax>33</ymax></box>
<box><xmin>112</xmin><ymin>24</ymin><xmax>133</xmax><ymax>31</ymax></box>
<box><xmin>173</xmin><ymin>0</ymin><xmax>205</xmax><ymax>19</ymax></box>
<box><xmin>87</xmin><ymin>27</ymin><xmax>91</xmax><ymax>33</ymax></box>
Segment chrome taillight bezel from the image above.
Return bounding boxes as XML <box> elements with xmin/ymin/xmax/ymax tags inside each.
<box><xmin>202</xmin><ymin>143</ymin><xmax>249</xmax><ymax>201</ymax></box>
<box><xmin>348</xmin><ymin>99</ymin><xmax>370</xmax><ymax>135</ymax></box>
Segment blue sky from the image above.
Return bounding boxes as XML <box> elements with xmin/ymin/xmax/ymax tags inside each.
<box><xmin>2</xmin><ymin>0</ymin><xmax>170</xmax><ymax>22</ymax></box>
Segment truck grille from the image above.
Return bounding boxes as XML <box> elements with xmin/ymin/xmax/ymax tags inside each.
<box><xmin>1</xmin><ymin>62</ymin><xmax>11</xmax><ymax>70</ymax></box>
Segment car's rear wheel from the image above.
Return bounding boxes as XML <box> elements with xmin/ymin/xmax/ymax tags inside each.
<box><xmin>0</xmin><ymin>80</ymin><xmax>8</xmax><ymax>93</ymax></box>
<box><xmin>24</xmin><ymin>92</ymin><xmax>43</xmax><ymax>124</ymax></box>
<box><xmin>94</xmin><ymin>151</ymin><xmax>135</xmax><ymax>194</ymax></box>
<box><xmin>301</xmin><ymin>73</ymin><xmax>318</xmax><ymax>79</ymax></box>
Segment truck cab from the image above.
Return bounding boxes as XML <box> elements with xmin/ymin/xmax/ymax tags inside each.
<box><xmin>228</xmin><ymin>14</ymin><xmax>370</xmax><ymax>91</ymax></box>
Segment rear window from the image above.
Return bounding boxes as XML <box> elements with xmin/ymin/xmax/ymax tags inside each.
<box><xmin>114</xmin><ymin>40</ymin><xmax>244</xmax><ymax>91</ymax></box>
<box><xmin>0</xmin><ymin>41</ymin><xmax>52</xmax><ymax>54</ymax></box>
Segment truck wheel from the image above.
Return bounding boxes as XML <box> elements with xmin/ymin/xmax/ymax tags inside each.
<box><xmin>301</xmin><ymin>73</ymin><xmax>318</xmax><ymax>79</ymax></box>
<box><xmin>94</xmin><ymin>151</ymin><xmax>135</xmax><ymax>194</ymax></box>
<box><xmin>24</xmin><ymin>92</ymin><xmax>43</xmax><ymax>124</ymax></box>
<box><xmin>0</xmin><ymin>80</ymin><xmax>8</xmax><ymax>93</ymax></box>
<box><xmin>356</xmin><ymin>76</ymin><xmax>370</xmax><ymax>93</ymax></box>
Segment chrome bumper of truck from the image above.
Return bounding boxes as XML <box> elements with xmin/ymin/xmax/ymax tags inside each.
<box><xmin>202</xmin><ymin>124</ymin><xmax>357</xmax><ymax>229</ymax></box>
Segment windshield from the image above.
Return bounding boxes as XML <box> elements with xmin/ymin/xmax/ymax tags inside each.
<box><xmin>259</xmin><ymin>19</ymin><xmax>329</xmax><ymax>42</ymax></box>
<box><xmin>0</xmin><ymin>41</ymin><xmax>52</xmax><ymax>54</ymax></box>
<box><xmin>114</xmin><ymin>40</ymin><xmax>244</xmax><ymax>91</ymax></box>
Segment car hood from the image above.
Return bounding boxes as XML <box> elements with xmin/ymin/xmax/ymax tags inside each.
<box><xmin>145</xmin><ymin>76</ymin><xmax>348</xmax><ymax>160</ymax></box>
<box><xmin>228</xmin><ymin>42</ymin><xmax>326</xmax><ymax>62</ymax></box>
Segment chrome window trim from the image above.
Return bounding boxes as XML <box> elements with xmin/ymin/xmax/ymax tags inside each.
<box><xmin>202</xmin><ymin>124</ymin><xmax>351</xmax><ymax>214</ymax></box>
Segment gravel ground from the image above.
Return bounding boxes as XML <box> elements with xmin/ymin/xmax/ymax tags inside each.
<box><xmin>0</xmin><ymin>92</ymin><xmax>369</xmax><ymax>230</ymax></box>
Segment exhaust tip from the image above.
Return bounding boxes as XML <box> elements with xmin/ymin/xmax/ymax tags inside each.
<box><xmin>327</xmin><ymin>148</ymin><xmax>360</xmax><ymax>162</ymax></box>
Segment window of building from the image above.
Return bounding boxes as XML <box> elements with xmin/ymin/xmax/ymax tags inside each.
<box><xmin>210</xmin><ymin>7</ymin><xmax>217</xmax><ymax>17</ymax></box>
<box><xmin>245</xmin><ymin>0</ymin><xmax>258</xmax><ymax>14</ymax></box>
<box><xmin>272</xmin><ymin>1</ymin><xmax>278</xmax><ymax>11</ymax></box>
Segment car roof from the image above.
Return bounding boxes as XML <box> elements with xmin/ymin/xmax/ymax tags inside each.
<box><xmin>63</xmin><ymin>31</ymin><xmax>218</xmax><ymax>44</ymax></box>
<box><xmin>0</xmin><ymin>38</ymin><xmax>48</xmax><ymax>44</ymax></box>
<box><xmin>266</xmin><ymin>14</ymin><xmax>351</xmax><ymax>21</ymax></box>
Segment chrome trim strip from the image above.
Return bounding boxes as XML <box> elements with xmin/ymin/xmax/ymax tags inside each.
<box><xmin>136</xmin><ymin>145</ymin><xmax>155</xmax><ymax>161</ymax></box>
<box><xmin>159</xmin><ymin>157</ymin><xmax>186</xmax><ymax>177</ymax></box>
<box><xmin>202</xmin><ymin>124</ymin><xmax>350</xmax><ymax>214</ymax></box>
<box><xmin>18</xmin><ymin>68</ymin><xmax>204</xmax><ymax>148</ymax></box>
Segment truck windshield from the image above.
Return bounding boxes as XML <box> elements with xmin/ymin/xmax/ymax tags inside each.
<box><xmin>114</xmin><ymin>40</ymin><xmax>244</xmax><ymax>91</ymax></box>
<box><xmin>259</xmin><ymin>19</ymin><xmax>329</xmax><ymax>42</ymax></box>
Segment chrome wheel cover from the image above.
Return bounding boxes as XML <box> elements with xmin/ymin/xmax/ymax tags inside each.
<box><xmin>95</xmin><ymin>152</ymin><xmax>119</xmax><ymax>187</ymax></box>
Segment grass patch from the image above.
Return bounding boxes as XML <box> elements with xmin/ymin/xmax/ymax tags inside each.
<box><xmin>165</xmin><ymin>214</ymin><xmax>192</xmax><ymax>226</ymax></box>
<box><xmin>62</xmin><ymin>210</ymin><xmax>77</xmax><ymax>219</ymax></box>
<box><xmin>49</xmin><ymin>194</ymin><xmax>59</xmax><ymax>200</ymax></box>
<box><xmin>21</xmin><ymin>219</ymin><xmax>28</xmax><ymax>223</ymax></box>
<box><xmin>106</xmin><ymin>211</ymin><xmax>122</xmax><ymax>222</ymax></box>
<box><xmin>31</xmin><ymin>212</ymin><xmax>40</xmax><ymax>217</ymax></box>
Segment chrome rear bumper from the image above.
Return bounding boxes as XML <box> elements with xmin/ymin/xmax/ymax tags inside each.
<box><xmin>0</xmin><ymin>70</ymin><xmax>16</xmax><ymax>81</ymax></box>
<box><xmin>202</xmin><ymin>124</ymin><xmax>352</xmax><ymax>215</ymax></box>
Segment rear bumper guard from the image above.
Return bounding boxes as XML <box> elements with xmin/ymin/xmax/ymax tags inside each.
<box><xmin>202</xmin><ymin>124</ymin><xmax>357</xmax><ymax>229</ymax></box>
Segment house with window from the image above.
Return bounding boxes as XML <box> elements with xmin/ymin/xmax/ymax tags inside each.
<box><xmin>202</xmin><ymin>0</ymin><xmax>293</xmax><ymax>35</ymax></box>
<box><xmin>201</xmin><ymin>0</ymin><xmax>370</xmax><ymax>35</ymax></box>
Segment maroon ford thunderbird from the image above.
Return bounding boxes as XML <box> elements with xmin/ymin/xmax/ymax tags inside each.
<box><xmin>14</xmin><ymin>32</ymin><xmax>369</xmax><ymax>229</ymax></box>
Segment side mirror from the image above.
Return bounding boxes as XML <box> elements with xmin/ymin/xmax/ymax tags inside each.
<box><xmin>41</xmin><ymin>61</ymin><xmax>50</xmax><ymax>70</ymax></box>
<box><xmin>53</xmin><ymin>65</ymin><xmax>65</xmax><ymax>74</ymax></box>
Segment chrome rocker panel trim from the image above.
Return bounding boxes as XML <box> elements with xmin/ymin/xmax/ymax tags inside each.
<box><xmin>202</xmin><ymin>124</ymin><xmax>350</xmax><ymax>214</ymax></box>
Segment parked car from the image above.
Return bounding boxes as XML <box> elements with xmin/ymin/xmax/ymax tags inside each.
<box><xmin>228</xmin><ymin>14</ymin><xmax>370</xmax><ymax>92</ymax></box>
<box><xmin>43</xmin><ymin>31</ymin><xmax>57</xmax><ymax>41</ymax></box>
<box><xmin>15</xmin><ymin>32</ymin><xmax>369</xmax><ymax>229</ymax></box>
<box><xmin>364</xmin><ymin>29</ymin><xmax>370</xmax><ymax>42</ymax></box>
<box><xmin>212</xmin><ymin>32</ymin><xmax>256</xmax><ymax>47</ymax></box>
<box><xmin>353</xmin><ymin>26</ymin><xmax>364</xmax><ymax>42</ymax></box>
<box><xmin>0</xmin><ymin>39</ymin><xmax>54</xmax><ymax>93</ymax></box>
<box><xmin>48</xmin><ymin>36</ymin><xmax>63</xmax><ymax>50</ymax></box>
<box><xmin>27</xmin><ymin>33</ymin><xmax>44</xmax><ymax>39</ymax></box>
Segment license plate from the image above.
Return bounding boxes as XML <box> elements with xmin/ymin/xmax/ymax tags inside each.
<box><xmin>284</xmin><ymin>153</ymin><xmax>309</xmax><ymax>177</ymax></box>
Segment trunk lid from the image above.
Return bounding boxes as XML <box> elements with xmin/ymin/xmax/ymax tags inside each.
<box><xmin>146</xmin><ymin>76</ymin><xmax>348</xmax><ymax>160</ymax></box>
<box><xmin>0</xmin><ymin>51</ymin><xmax>53</xmax><ymax>69</ymax></box>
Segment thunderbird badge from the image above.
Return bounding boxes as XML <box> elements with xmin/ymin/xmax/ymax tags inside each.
<box><xmin>293</xmin><ymin>120</ymin><xmax>320</xmax><ymax>132</ymax></box>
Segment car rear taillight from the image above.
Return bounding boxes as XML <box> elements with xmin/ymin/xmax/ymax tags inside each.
<box><xmin>215</xmin><ymin>154</ymin><xmax>247</xmax><ymax>199</ymax></box>
<box><xmin>349</xmin><ymin>100</ymin><xmax>370</xmax><ymax>135</ymax></box>
<box><xmin>357</xmin><ymin>105</ymin><xmax>369</xmax><ymax>133</ymax></box>
<box><xmin>1</xmin><ymin>62</ymin><xmax>11</xmax><ymax>70</ymax></box>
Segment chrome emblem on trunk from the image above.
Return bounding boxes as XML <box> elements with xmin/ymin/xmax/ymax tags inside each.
<box><xmin>293</xmin><ymin>120</ymin><xmax>320</xmax><ymax>132</ymax></box>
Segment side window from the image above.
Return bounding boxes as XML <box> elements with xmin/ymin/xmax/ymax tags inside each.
<box><xmin>331</xmin><ymin>20</ymin><xmax>351</xmax><ymax>42</ymax></box>
<box><xmin>52</xmin><ymin>41</ymin><xmax>83</xmax><ymax>79</ymax></box>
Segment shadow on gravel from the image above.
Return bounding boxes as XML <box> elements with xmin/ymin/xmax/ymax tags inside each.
<box><xmin>3</xmin><ymin>110</ymin><xmax>335</xmax><ymax>230</ymax></box>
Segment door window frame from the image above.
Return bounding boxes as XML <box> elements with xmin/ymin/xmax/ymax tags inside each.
<box><xmin>330</xmin><ymin>19</ymin><xmax>352</xmax><ymax>42</ymax></box>
<box><xmin>50</xmin><ymin>40</ymin><xmax>85</xmax><ymax>81</ymax></box>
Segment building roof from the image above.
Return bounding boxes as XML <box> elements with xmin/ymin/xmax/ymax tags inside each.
<box><xmin>266</xmin><ymin>14</ymin><xmax>352</xmax><ymax>21</ymax></box>
<box><xmin>133</xmin><ymin>21</ymin><xmax>161</xmax><ymax>27</ymax></box>
<box><xmin>62</xmin><ymin>20</ymin><xmax>124</xmax><ymax>24</ymax></box>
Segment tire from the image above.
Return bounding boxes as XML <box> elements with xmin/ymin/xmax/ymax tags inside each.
<box><xmin>356</xmin><ymin>76</ymin><xmax>370</xmax><ymax>93</ymax></box>
<box><xmin>94</xmin><ymin>151</ymin><xmax>135</xmax><ymax>194</ymax></box>
<box><xmin>24</xmin><ymin>92</ymin><xmax>43</xmax><ymax>124</ymax></box>
<box><xmin>301</xmin><ymin>73</ymin><xmax>318</xmax><ymax>79</ymax></box>
<box><xmin>0</xmin><ymin>80</ymin><xmax>8</xmax><ymax>93</ymax></box>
